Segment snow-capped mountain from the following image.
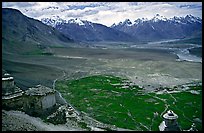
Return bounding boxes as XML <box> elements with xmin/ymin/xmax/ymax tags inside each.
<box><xmin>111</xmin><ymin>14</ymin><xmax>202</xmax><ymax>41</ymax></box>
<box><xmin>41</xmin><ymin>14</ymin><xmax>202</xmax><ymax>42</ymax></box>
<box><xmin>151</xmin><ymin>14</ymin><xmax>168</xmax><ymax>22</ymax></box>
<box><xmin>41</xmin><ymin>16</ymin><xmax>67</xmax><ymax>27</ymax></box>
<box><xmin>41</xmin><ymin>17</ymin><xmax>136</xmax><ymax>42</ymax></box>
<box><xmin>134</xmin><ymin>18</ymin><xmax>148</xmax><ymax>25</ymax></box>
<box><xmin>41</xmin><ymin>17</ymin><xmax>89</xmax><ymax>27</ymax></box>
<box><xmin>41</xmin><ymin>16</ymin><xmax>88</xmax><ymax>27</ymax></box>
<box><xmin>111</xmin><ymin>14</ymin><xmax>201</xmax><ymax>27</ymax></box>
<box><xmin>68</xmin><ymin>18</ymin><xmax>85</xmax><ymax>26</ymax></box>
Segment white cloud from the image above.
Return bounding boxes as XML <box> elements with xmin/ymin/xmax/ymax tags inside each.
<box><xmin>2</xmin><ymin>2</ymin><xmax>202</xmax><ymax>27</ymax></box>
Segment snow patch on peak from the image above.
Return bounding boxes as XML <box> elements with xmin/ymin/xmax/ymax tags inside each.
<box><xmin>134</xmin><ymin>18</ymin><xmax>148</xmax><ymax>25</ymax></box>
<box><xmin>184</xmin><ymin>14</ymin><xmax>202</xmax><ymax>23</ymax></box>
<box><xmin>124</xmin><ymin>19</ymin><xmax>131</xmax><ymax>23</ymax></box>
<box><xmin>116</xmin><ymin>19</ymin><xmax>134</xmax><ymax>27</ymax></box>
<box><xmin>111</xmin><ymin>14</ymin><xmax>201</xmax><ymax>28</ymax></box>
<box><xmin>121</xmin><ymin>19</ymin><xmax>133</xmax><ymax>26</ymax></box>
<box><xmin>151</xmin><ymin>25</ymin><xmax>155</xmax><ymax>30</ymax></box>
<box><xmin>68</xmin><ymin>18</ymin><xmax>85</xmax><ymax>26</ymax></box>
<box><xmin>152</xmin><ymin>14</ymin><xmax>167</xmax><ymax>22</ymax></box>
<box><xmin>41</xmin><ymin>16</ymin><xmax>67</xmax><ymax>27</ymax></box>
<box><xmin>111</xmin><ymin>23</ymin><xmax>117</xmax><ymax>28</ymax></box>
<box><xmin>141</xmin><ymin>18</ymin><xmax>148</xmax><ymax>21</ymax></box>
<box><xmin>41</xmin><ymin>17</ymin><xmax>87</xmax><ymax>27</ymax></box>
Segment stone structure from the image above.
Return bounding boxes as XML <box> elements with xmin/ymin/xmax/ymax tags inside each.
<box><xmin>186</xmin><ymin>123</ymin><xmax>198</xmax><ymax>131</ymax></box>
<box><xmin>2</xmin><ymin>73</ymin><xmax>14</xmax><ymax>89</ymax></box>
<box><xmin>46</xmin><ymin>104</ymin><xmax>78</xmax><ymax>124</ymax></box>
<box><xmin>2</xmin><ymin>73</ymin><xmax>23</xmax><ymax>96</ymax></box>
<box><xmin>47</xmin><ymin>105</ymin><xmax>67</xmax><ymax>124</ymax></box>
<box><xmin>159</xmin><ymin>110</ymin><xmax>181</xmax><ymax>131</ymax></box>
<box><xmin>66</xmin><ymin>106</ymin><xmax>77</xmax><ymax>119</ymax></box>
<box><xmin>2</xmin><ymin>73</ymin><xmax>80</xmax><ymax>125</ymax></box>
<box><xmin>2</xmin><ymin>84</ymin><xmax>57</xmax><ymax>115</ymax></box>
<box><xmin>2</xmin><ymin>73</ymin><xmax>25</xmax><ymax>110</ymax></box>
<box><xmin>2</xmin><ymin>72</ymin><xmax>56</xmax><ymax>115</ymax></box>
<box><xmin>23</xmin><ymin>85</ymin><xmax>57</xmax><ymax>115</ymax></box>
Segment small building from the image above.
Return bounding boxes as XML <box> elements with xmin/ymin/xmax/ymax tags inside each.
<box><xmin>2</xmin><ymin>73</ymin><xmax>14</xmax><ymax>88</ymax></box>
<box><xmin>2</xmin><ymin>73</ymin><xmax>24</xmax><ymax>101</ymax></box>
<box><xmin>159</xmin><ymin>110</ymin><xmax>181</xmax><ymax>131</ymax></box>
<box><xmin>24</xmin><ymin>85</ymin><xmax>57</xmax><ymax>115</ymax></box>
<box><xmin>2</xmin><ymin>73</ymin><xmax>16</xmax><ymax>95</ymax></box>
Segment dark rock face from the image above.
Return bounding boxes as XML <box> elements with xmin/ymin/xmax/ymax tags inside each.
<box><xmin>2</xmin><ymin>8</ymin><xmax>73</xmax><ymax>48</ymax></box>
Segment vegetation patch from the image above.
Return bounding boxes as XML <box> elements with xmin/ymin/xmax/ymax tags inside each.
<box><xmin>46</xmin><ymin>75</ymin><xmax>203</xmax><ymax>131</ymax></box>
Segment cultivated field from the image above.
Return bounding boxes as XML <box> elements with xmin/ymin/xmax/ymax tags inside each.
<box><xmin>55</xmin><ymin>75</ymin><xmax>202</xmax><ymax>131</ymax></box>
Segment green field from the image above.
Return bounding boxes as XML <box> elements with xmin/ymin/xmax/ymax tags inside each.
<box><xmin>56</xmin><ymin>75</ymin><xmax>202</xmax><ymax>131</ymax></box>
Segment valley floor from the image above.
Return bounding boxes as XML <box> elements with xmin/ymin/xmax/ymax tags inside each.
<box><xmin>2</xmin><ymin>46</ymin><xmax>202</xmax><ymax>91</ymax></box>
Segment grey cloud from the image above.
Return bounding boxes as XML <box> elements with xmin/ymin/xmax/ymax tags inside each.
<box><xmin>65</xmin><ymin>13</ymin><xmax>82</xmax><ymax>18</ymax></box>
<box><xmin>2</xmin><ymin>2</ymin><xmax>36</xmax><ymax>8</ymax></box>
<box><xmin>64</xmin><ymin>10</ymin><xmax>98</xmax><ymax>18</ymax></box>
<box><xmin>61</xmin><ymin>7</ymin><xmax>99</xmax><ymax>18</ymax></box>
<box><xmin>42</xmin><ymin>6</ymin><xmax>59</xmax><ymax>11</ymax></box>
<box><xmin>2</xmin><ymin>2</ymin><xmax>17</xmax><ymax>7</ymax></box>
<box><xmin>84</xmin><ymin>10</ymin><xmax>99</xmax><ymax>15</ymax></box>
<box><xmin>128</xmin><ymin>2</ymin><xmax>138</xmax><ymax>6</ymax></box>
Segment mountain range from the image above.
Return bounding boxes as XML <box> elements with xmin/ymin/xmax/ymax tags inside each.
<box><xmin>42</xmin><ymin>13</ymin><xmax>202</xmax><ymax>42</ymax></box>
<box><xmin>2</xmin><ymin>8</ymin><xmax>202</xmax><ymax>52</ymax></box>
<box><xmin>41</xmin><ymin>17</ymin><xmax>135</xmax><ymax>42</ymax></box>
<box><xmin>111</xmin><ymin>14</ymin><xmax>202</xmax><ymax>41</ymax></box>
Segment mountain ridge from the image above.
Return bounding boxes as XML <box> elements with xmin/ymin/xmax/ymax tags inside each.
<box><xmin>41</xmin><ymin>14</ymin><xmax>202</xmax><ymax>42</ymax></box>
<box><xmin>111</xmin><ymin>14</ymin><xmax>202</xmax><ymax>41</ymax></box>
<box><xmin>2</xmin><ymin>8</ymin><xmax>74</xmax><ymax>54</ymax></box>
<box><xmin>42</xmin><ymin>16</ymin><xmax>136</xmax><ymax>42</ymax></box>
<box><xmin>111</xmin><ymin>14</ymin><xmax>202</xmax><ymax>27</ymax></box>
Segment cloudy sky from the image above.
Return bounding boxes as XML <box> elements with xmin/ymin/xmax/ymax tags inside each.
<box><xmin>2</xmin><ymin>2</ymin><xmax>202</xmax><ymax>26</ymax></box>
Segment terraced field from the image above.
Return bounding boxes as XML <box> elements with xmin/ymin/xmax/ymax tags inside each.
<box><xmin>56</xmin><ymin>75</ymin><xmax>202</xmax><ymax>131</ymax></box>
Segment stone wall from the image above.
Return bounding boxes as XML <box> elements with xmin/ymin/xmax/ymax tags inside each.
<box><xmin>2</xmin><ymin>80</ymin><xmax>14</xmax><ymax>89</ymax></box>
<box><xmin>55</xmin><ymin>91</ymin><xmax>67</xmax><ymax>105</ymax></box>
<box><xmin>23</xmin><ymin>95</ymin><xmax>44</xmax><ymax>116</ymax></box>
<box><xmin>41</xmin><ymin>94</ymin><xmax>56</xmax><ymax>109</ymax></box>
<box><xmin>2</xmin><ymin>80</ymin><xmax>15</xmax><ymax>94</ymax></box>
<box><xmin>2</xmin><ymin>95</ymin><xmax>25</xmax><ymax>111</ymax></box>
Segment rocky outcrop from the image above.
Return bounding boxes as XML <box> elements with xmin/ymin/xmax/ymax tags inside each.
<box><xmin>47</xmin><ymin>105</ymin><xmax>67</xmax><ymax>124</ymax></box>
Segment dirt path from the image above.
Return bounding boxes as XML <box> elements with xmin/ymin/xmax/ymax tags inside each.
<box><xmin>52</xmin><ymin>70</ymin><xmax>66</xmax><ymax>90</ymax></box>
